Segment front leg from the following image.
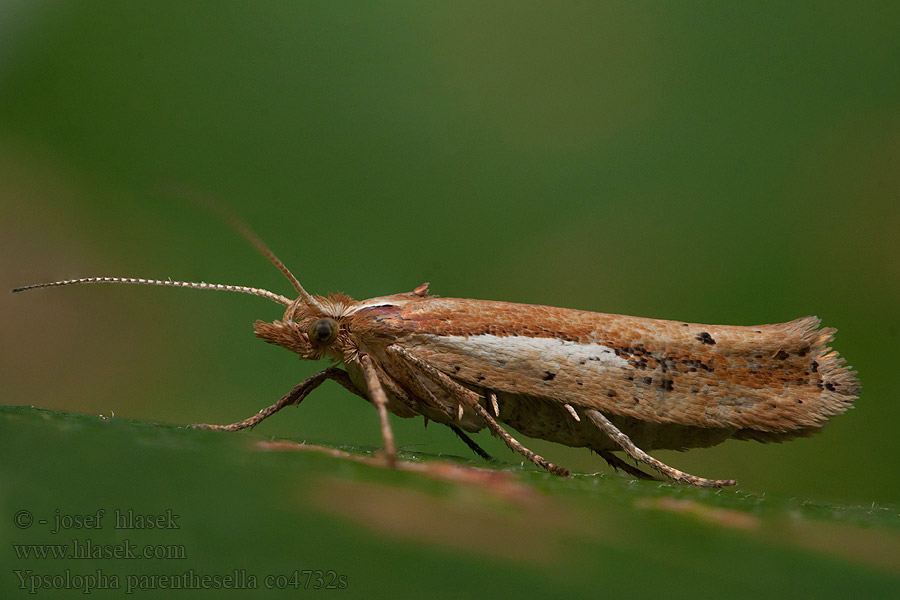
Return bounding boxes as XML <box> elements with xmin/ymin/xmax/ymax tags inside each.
<box><xmin>192</xmin><ymin>366</ymin><xmax>358</xmax><ymax>431</ymax></box>
<box><xmin>358</xmin><ymin>354</ymin><xmax>398</xmax><ymax>467</ymax></box>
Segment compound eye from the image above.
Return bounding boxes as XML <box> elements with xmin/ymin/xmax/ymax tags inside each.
<box><xmin>307</xmin><ymin>318</ymin><xmax>339</xmax><ymax>345</ymax></box>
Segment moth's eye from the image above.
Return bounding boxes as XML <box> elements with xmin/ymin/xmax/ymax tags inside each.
<box><xmin>307</xmin><ymin>318</ymin><xmax>339</xmax><ymax>345</ymax></box>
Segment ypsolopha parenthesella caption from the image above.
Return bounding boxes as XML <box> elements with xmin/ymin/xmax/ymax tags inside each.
<box><xmin>13</xmin><ymin>210</ymin><xmax>859</xmax><ymax>487</ymax></box>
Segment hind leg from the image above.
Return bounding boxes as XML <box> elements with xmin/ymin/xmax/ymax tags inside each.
<box><xmin>584</xmin><ymin>408</ymin><xmax>737</xmax><ymax>488</ymax></box>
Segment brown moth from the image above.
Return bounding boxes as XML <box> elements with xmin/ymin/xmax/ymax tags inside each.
<box><xmin>13</xmin><ymin>218</ymin><xmax>859</xmax><ymax>488</ymax></box>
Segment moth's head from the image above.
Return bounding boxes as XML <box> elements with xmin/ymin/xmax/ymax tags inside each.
<box><xmin>253</xmin><ymin>283</ymin><xmax>432</xmax><ymax>362</ymax></box>
<box><xmin>254</xmin><ymin>292</ymin><xmax>358</xmax><ymax>361</ymax></box>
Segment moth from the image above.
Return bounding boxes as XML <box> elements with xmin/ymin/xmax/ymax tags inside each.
<box><xmin>14</xmin><ymin>216</ymin><xmax>859</xmax><ymax>488</ymax></box>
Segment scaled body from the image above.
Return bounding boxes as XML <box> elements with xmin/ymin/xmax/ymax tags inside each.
<box><xmin>257</xmin><ymin>288</ymin><xmax>858</xmax><ymax>456</ymax></box>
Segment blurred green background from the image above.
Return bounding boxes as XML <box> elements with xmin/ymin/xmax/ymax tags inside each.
<box><xmin>2</xmin><ymin>2</ymin><xmax>899</xmax><ymax>597</ymax></box>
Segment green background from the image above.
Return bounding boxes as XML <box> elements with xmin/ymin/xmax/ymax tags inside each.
<box><xmin>2</xmin><ymin>2</ymin><xmax>899</xmax><ymax>597</ymax></box>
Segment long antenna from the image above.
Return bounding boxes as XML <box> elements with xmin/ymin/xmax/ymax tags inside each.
<box><xmin>12</xmin><ymin>276</ymin><xmax>292</xmax><ymax>306</ymax></box>
<box><xmin>14</xmin><ymin>190</ymin><xmax>325</xmax><ymax>314</ymax></box>
<box><xmin>170</xmin><ymin>186</ymin><xmax>323</xmax><ymax>312</ymax></box>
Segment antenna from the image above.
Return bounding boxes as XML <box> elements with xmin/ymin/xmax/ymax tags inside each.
<box><xmin>14</xmin><ymin>191</ymin><xmax>325</xmax><ymax>313</ymax></box>
<box><xmin>12</xmin><ymin>276</ymin><xmax>292</xmax><ymax>306</ymax></box>
<box><xmin>167</xmin><ymin>186</ymin><xmax>324</xmax><ymax>312</ymax></box>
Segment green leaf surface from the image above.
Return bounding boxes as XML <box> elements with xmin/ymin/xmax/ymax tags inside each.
<box><xmin>2</xmin><ymin>406</ymin><xmax>898</xmax><ymax>599</ymax></box>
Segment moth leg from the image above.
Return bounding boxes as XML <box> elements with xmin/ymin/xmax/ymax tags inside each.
<box><xmin>388</xmin><ymin>345</ymin><xmax>569</xmax><ymax>476</ymax></box>
<box><xmin>359</xmin><ymin>354</ymin><xmax>398</xmax><ymax>467</ymax></box>
<box><xmin>386</xmin><ymin>347</ymin><xmax>454</xmax><ymax>420</ymax></box>
<box><xmin>470</xmin><ymin>402</ymin><xmax>570</xmax><ymax>476</ymax></box>
<box><xmin>584</xmin><ymin>409</ymin><xmax>737</xmax><ymax>488</ymax></box>
<box><xmin>449</xmin><ymin>424</ymin><xmax>494</xmax><ymax>461</ymax></box>
<box><xmin>596</xmin><ymin>450</ymin><xmax>655</xmax><ymax>481</ymax></box>
<box><xmin>192</xmin><ymin>366</ymin><xmax>354</xmax><ymax>432</ymax></box>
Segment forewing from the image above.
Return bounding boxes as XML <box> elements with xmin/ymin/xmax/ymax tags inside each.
<box><xmin>358</xmin><ymin>297</ymin><xmax>857</xmax><ymax>433</ymax></box>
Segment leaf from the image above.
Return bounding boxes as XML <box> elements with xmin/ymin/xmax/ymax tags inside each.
<box><xmin>2</xmin><ymin>406</ymin><xmax>898</xmax><ymax>599</ymax></box>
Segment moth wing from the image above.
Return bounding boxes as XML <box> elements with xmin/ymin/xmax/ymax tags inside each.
<box><xmin>376</xmin><ymin>299</ymin><xmax>856</xmax><ymax>432</ymax></box>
